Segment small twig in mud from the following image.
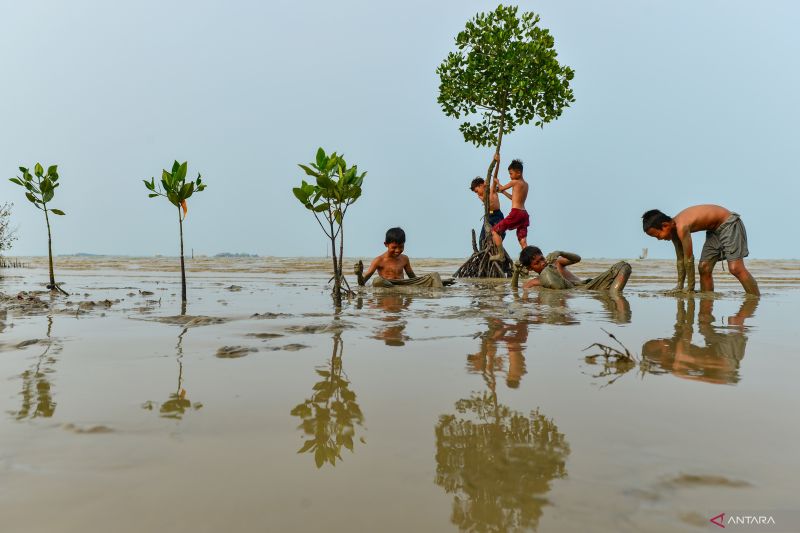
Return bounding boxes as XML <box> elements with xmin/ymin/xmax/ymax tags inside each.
<box><xmin>583</xmin><ymin>328</ymin><xmax>640</xmax><ymax>387</ymax></box>
<box><xmin>583</xmin><ymin>328</ymin><xmax>635</xmax><ymax>362</ymax></box>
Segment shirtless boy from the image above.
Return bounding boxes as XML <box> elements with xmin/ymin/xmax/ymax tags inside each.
<box><xmin>517</xmin><ymin>246</ymin><xmax>632</xmax><ymax>292</ymax></box>
<box><xmin>356</xmin><ymin>227</ymin><xmax>445</xmax><ymax>288</ymax></box>
<box><xmin>470</xmin><ymin>176</ymin><xmax>511</xmax><ymax>246</ymax></box>
<box><xmin>489</xmin><ymin>157</ymin><xmax>530</xmax><ymax>262</ymax></box>
<box><xmin>641</xmin><ymin>205</ymin><xmax>759</xmax><ymax>295</ymax></box>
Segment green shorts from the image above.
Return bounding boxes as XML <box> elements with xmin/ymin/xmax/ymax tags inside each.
<box><xmin>372</xmin><ymin>272</ymin><xmax>444</xmax><ymax>288</ymax></box>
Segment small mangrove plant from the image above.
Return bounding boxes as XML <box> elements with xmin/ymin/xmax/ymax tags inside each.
<box><xmin>143</xmin><ymin>161</ymin><xmax>206</xmax><ymax>306</ymax></box>
<box><xmin>437</xmin><ymin>4</ymin><xmax>575</xmax><ymax>277</ymax></box>
<box><xmin>293</xmin><ymin>148</ymin><xmax>366</xmax><ymax>308</ymax></box>
<box><xmin>9</xmin><ymin>164</ymin><xmax>67</xmax><ymax>293</ymax></box>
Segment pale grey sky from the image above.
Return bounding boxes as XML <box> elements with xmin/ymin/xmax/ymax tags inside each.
<box><xmin>1</xmin><ymin>0</ymin><xmax>798</xmax><ymax>259</ymax></box>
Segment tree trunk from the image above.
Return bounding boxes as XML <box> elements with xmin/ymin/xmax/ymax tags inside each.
<box><xmin>178</xmin><ymin>206</ymin><xmax>186</xmax><ymax>303</ymax></box>
<box><xmin>43</xmin><ymin>205</ymin><xmax>56</xmax><ymax>289</ymax></box>
<box><xmin>329</xmin><ymin>219</ymin><xmax>341</xmax><ymax>308</ymax></box>
<box><xmin>455</xmin><ymin>110</ymin><xmax>513</xmax><ymax>278</ymax></box>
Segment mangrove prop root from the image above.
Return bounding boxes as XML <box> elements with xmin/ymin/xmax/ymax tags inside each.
<box><xmin>453</xmin><ymin>233</ymin><xmax>513</xmax><ymax>278</ymax></box>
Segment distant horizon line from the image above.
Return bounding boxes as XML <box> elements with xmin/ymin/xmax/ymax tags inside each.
<box><xmin>3</xmin><ymin>253</ymin><xmax>798</xmax><ymax>261</ymax></box>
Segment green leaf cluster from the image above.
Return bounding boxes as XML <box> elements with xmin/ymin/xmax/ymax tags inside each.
<box><xmin>437</xmin><ymin>4</ymin><xmax>575</xmax><ymax>147</ymax></box>
<box><xmin>143</xmin><ymin>160</ymin><xmax>207</xmax><ymax>209</ymax></box>
<box><xmin>292</xmin><ymin>147</ymin><xmax>366</xmax><ymax>228</ymax></box>
<box><xmin>435</xmin><ymin>392</ymin><xmax>571</xmax><ymax>531</ymax></box>
<box><xmin>9</xmin><ymin>163</ymin><xmax>65</xmax><ymax>215</ymax></box>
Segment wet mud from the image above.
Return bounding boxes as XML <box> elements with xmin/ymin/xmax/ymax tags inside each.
<box><xmin>0</xmin><ymin>257</ymin><xmax>799</xmax><ymax>532</ymax></box>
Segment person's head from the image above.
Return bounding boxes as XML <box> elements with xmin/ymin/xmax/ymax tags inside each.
<box><xmin>519</xmin><ymin>245</ymin><xmax>547</xmax><ymax>273</ymax></box>
<box><xmin>508</xmin><ymin>159</ymin><xmax>524</xmax><ymax>180</ymax></box>
<box><xmin>470</xmin><ymin>177</ymin><xmax>485</xmax><ymax>198</ymax></box>
<box><xmin>641</xmin><ymin>209</ymin><xmax>675</xmax><ymax>240</ymax></box>
<box><xmin>384</xmin><ymin>227</ymin><xmax>406</xmax><ymax>257</ymax></box>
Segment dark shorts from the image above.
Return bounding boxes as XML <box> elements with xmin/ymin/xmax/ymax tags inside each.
<box><xmin>700</xmin><ymin>213</ymin><xmax>749</xmax><ymax>263</ymax></box>
<box><xmin>480</xmin><ymin>210</ymin><xmax>506</xmax><ymax>244</ymax></box>
<box><xmin>493</xmin><ymin>208</ymin><xmax>530</xmax><ymax>241</ymax></box>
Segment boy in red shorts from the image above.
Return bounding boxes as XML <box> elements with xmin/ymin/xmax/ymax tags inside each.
<box><xmin>489</xmin><ymin>157</ymin><xmax>530</xmax><ymax>261</ymax></box>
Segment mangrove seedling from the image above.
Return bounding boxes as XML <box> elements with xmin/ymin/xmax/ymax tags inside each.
<box><xmin>293</xmin><ymin>148</ymin><xmax>366</xmax><ymax>308</ymax></box>
<box><xmin>438</xmin><ymin>4</ymin><xmax>575</xmax><ymax>276</ymax></box>
<box><xmin>143</xmin><ymin>161</ymin><xmax>206</xmax><ymax>305</ymax></box>
<box><xmin>9</xmin><ymin>164</ymin><xmax>67</xmax><ymax>293</ymax></box>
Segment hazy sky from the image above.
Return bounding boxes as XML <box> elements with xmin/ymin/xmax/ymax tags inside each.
<box><xmin>1</xmin><ymin>0</ymin><xmax>798</xmax><ymax>259</ymax></box>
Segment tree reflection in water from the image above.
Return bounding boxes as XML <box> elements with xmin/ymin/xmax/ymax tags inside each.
<box><xmin>435</xmin><ymin>391</ymin><xmax>570</xmax><ymax>532</ymax></box>
<box><xmin>142</xmin><ymin>326</ymin><xmax>203</xmax><ymax>419</ymax></box>
<box><xmin>14</xmin><ymin>315</ymin><xmax>59</xmax><ymax>420</ymax></box>
<box><xmin>438</xmin><ymin>317</ymin><xmax>570</xmax><ymax>532</ymax></box>
<box><xmin>291</xmin><ymin>333</ymin><xmax>365</xmax><ymax>468</ymax></box>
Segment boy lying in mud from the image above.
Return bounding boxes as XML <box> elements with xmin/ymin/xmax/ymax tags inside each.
<box><xmin>516</xmin><ymin>246</ymin><xmax>632</xmax><ymax>292</ymax></box>
<box><xmin>641</xmin><ymin>205</ymin><xmax>759</xmax><ymax>296</ymax></box>
<box><xmin>355</xmin><ymin>227</ymin><xmax>452</xmax><ymax>288</ymax></box>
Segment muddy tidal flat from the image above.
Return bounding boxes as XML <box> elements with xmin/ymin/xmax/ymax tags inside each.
<box><xmin>1</xmin><ymin>256</ymin><xmax>799</xmax><ymax>533</ymax></box>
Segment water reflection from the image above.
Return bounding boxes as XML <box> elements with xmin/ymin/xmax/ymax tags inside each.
<box><xmin>468</xmin><ymin>317</ymin><xmax>529</xmax><ymax>389</ymax></box>
<box><xmin>641</xmin><ymin>297</ymin><xmax>757</xmax><ymax>385</ymax></box>
<box><xmin>440</xmin><ymin>324</ymin><xmax>570</xmax><ymax>531</ymax></box>
<box><xmin>291</xmin><ymin>333</ymin><xmax>365</xmax><ymax>468</ymax></box>
<box><xmin>370</xmin><ymin>293</ymin><xmax>412</xmax><ymax>346</ymax></box>
<box><xmin>13</xmin><ymin>315</ymin><xmax>59</xmax><ymax>420</ymax></box>
<box><xmin>142</xmin><ymin>326</ymin><xmax>203</xmax><ymax>419</ymax></box>
<box><xmin>518</xmin><ymin>290</ymin><xmax>631</xmax><ymax>326</ymax></box>
<box><xmin>435</xmin><ymin>391</ymin><xmax>570</xmax><ymax>531</ymax></box>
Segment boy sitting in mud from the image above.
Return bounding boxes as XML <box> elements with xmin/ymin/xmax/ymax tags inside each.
<box><xmin>489</xmin><ymin>156</ymin><xmax>530</xmax><ymax>262</ymax></box>
<box><xmin>355</xmin><ymin>227</ymin><xmax>448</xmax><ymax>288</ymax></box>
<box><xmin>641</xmin><ymin>205</ymin><xmax>759</xmax><ymax>296</ymax></box>
<box><xmin>516</xmin><ymin>246</ymin><xmax>632</xmax><ymax>292</ymax></box>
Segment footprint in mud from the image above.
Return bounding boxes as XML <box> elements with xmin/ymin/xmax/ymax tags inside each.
<box><xmin>285</xmin><ymin>322</ymin><xmax>352</xmax><ymax>334</ymax></box>
<box><xmin>216</xmin><ymin>346</ymin><xmax>258</xmax><ymax>358</ymax></box>
<box><xmin>662</xmin><ymin>474</ymin><xmax>752</xmax><ymax>488</ymax></box>
<box><xmin>246</xmin><ymin>333</ymin><xmax>284</xmax><ymax>340</ymax></box>
<box><xmin>264</xmin><ymin>343</ymin><xmax>309</xmax><ymax>352</ymax></box>
<box><xmin>251</xmin><ymin>312</ymin><xmax>292</xmax><ymax>319</ymax></box>
<box><xmin>62</xmin><ymin>423</ymin><xmax>115</xmax><ymax>434</ymax></box>
<box><xmin>225</xmin><ymin>285</ymin><xmax>243</xmax><ymax>292</ymax></box>
<box><xmin>15</xmin><ymin>339</ymin><xmax>43</xmax><ymax>349</ymax></box>
<box><xmin>151</xmin><ymin>315</ymin><xmax>230</xmax><ymax>327</ymax></box>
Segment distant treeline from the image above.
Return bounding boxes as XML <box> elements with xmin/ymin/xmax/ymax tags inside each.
<box><xmin>0</xmin><ymin>257</ymin><xmax>27</xmax><ymax>268</ymax></box>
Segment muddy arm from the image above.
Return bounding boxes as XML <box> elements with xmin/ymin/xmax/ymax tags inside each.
<box><xmin>671</xmin><ymin>237</ymin><xmax>687</xmax><ymax>291</ymax></box>
<box><xmin>546</xmin><ymin>251</ymin><xmax>581</xmax><ymax>266</ymax></box>
<box><xmin>677</xmin><ymin>230</ymin><xmax>696</xmax><ymax>292</ymax></box>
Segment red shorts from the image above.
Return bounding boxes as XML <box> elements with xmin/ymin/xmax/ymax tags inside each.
<box><xmin>493</xmin><ymin>208</ymin><xmax>529</xmax><ymax>240</ymax></box>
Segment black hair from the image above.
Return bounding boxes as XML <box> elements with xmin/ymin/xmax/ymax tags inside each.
<box><xmin>508</xmin><ymin>159</ymin><xmax>523</xmax><ymax>172</ymax></box>
<box><xmin>385</xmin><ymin>227</ymin><xmax>406</xmax><ymax>244</ymax></box>
<box><xmin>519</xmin><ymin>246</ymin><xmax>543</xmax><ymax>267</ymax></box>
<box><xmin>641</xmin><ymin>209</ymin><xmax>672</xmax><ymax>231</ymax></box>
<box><xmin>469</xmin><ymin>177</ymin><xmax>484</xmax><ymax>191</ymax></box>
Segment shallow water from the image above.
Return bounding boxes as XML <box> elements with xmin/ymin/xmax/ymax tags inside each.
<box><xmin>1</xmin><ymin>257</ymin><xmax>799</xmax><ymax>532</ymax></box>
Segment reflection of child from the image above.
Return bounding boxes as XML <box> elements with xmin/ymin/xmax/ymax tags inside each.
<box><xmin>641</xmin><ymin>298</ymin><xmax>756</xmax><ymax>385</ymax></box>
<box><xmin>467</xmin><ymin>318</ymin><xmax>529</xmax><ymax>389</ymax></box>
<box><xmin>641</xmin><ymin>205</ymin><xmax>759</xmax><ymax>295</ymax></box>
